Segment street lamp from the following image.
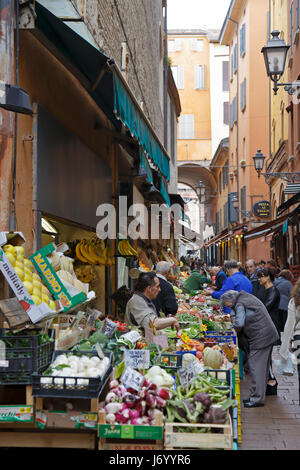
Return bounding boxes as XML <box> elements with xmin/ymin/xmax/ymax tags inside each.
<box><xmin>253</xmin><ymin>148</ymin><xmax>300</xmax><ymax>182</ymax></box>
<box><xmin>195</xmin><ymin>181</ymin><xmax>206</xmax><ymax>204</ymax></box>
<box><xmin>261</xmin><ymin>30</ymin><xmax>300</xmax><ymax>95</ymax></box>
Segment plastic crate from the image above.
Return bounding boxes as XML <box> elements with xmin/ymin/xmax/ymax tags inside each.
<box><xmin>31</xmin><ymin>350</ymin><xmax>113</xmax><ymax>399</ymax></box>
<box><xmin>201</xmin><ymin>368</ymin><xmax>233</xmax><ymax>399</ymax></box>
<box><xmin>0</xmin><ymin>329</ymin><xmax>55</xmax><ymax>385</ymax></box>
<box><xmin>205</xmin><ymin>331</ymin><xmax>237</xmax><ymax>345</ymax></box>
<box><xmin>156</xmin><ymin>353</ymin><xmax>182</xmax><ymax>370</ymax></box>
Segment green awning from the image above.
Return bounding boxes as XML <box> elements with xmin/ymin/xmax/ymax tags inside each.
<box><xmin>139</xmin><ymin>149</ymin><xmax>153</xmax><ymax>185</ymax></box>
<box><xmin>160</xmin><ymin>178</ymin><xmax>171</xmax><ymax>207</ymax></box>
<box><xmin>113</xmin><ymin>74</ymin><xmax>170</xmax><ymax>181</ymax></box>
<box><xmin>35</xmin><ymin>1</ymin><xmax>170</xmax><ymax>182</ymax></box>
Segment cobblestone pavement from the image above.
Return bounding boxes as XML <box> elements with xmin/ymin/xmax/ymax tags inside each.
<box><xmin>239</xmin><ymin>347</ymin><xmax>300</xmax><ymax>450</ymax></box>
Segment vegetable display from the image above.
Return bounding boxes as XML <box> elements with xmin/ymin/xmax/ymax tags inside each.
<box><xmin>100</xmin><ymin>376</ymin><xmax>171</xmax><ymax>425</ymax></box>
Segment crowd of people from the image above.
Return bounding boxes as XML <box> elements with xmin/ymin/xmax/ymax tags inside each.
<box><xmin>180</xmin><ymin>255</ymin><xmax>300</xmax><ymax>408</ymax></box>
<box><xmin>122</xmin><ymin>255</ymin><xmax>300</xmax><ymax>410</ymax></box>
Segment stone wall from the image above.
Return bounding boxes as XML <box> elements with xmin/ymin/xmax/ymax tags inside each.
<box><xmin>74</xmin><ymin>0</ymin><xmax>165</xmax><ymax>141</ymax></box>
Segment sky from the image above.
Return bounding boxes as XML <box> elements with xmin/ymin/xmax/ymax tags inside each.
<box><xmin>167</xmin><ymin>0</ymin><xmax>232</xmax><ymax>31</ymax></box>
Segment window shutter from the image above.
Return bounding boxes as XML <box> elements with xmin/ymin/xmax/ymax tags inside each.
<box><xmin>171</xmin><ymin>66</ymin><xmax>178</xmax><ymax>87</ymax></box>
<box><xmin>169</xmin><ymin>40</ymin><xmax>175</xmax><ymax>52</ymax></box>
<box><xmin>191</xmin><ymin>39</ymin><xmax>197</xmax><ymax>51</ymax></box>
<box><xmin>297</xmin><ymin>0</ymin><xmax>299</xmax><ymax>30</ymax></box>
<box><xmin>231</xmin><ymin>54</ymin><xmax>233</xmax><ymax>79</ymax></box>
<box><xmin>179</xmin><ymin>115</ymin><xmax>194</xmax><ymax>139</ymax></box>
<box><xmin>267</xmin><ymin>11</ymin><xmax>270</xmax><ymax>40</ymax></box>
<box><xmin>175</xmin><ymin>38</ymin><xmax>182</xmax><ymax>51</ymax></box>
<box><xmin>222</xmin><ymin>61</ymin><xmax>229</xmax><ymax>91</ymax></box>
<box><xmin>291</xmin><ymin>2</ymin><xmax>294</xmax><ymax>57</ymax></box>
<box><xmin>243</xmin><ymin>78</ymin><xmax>246</xmax><ymax>110</ymax></box>
<box><xmin>194</xmin><ymin>65</ymin><xmax>205</xmax><ymax>89</ymax></box>
<box><xmin>234</xmin><ymin>44</ymin><xmax>237</xmax><ymax>71</ymax></box>
<box><xmin>223</xmin><ymin>102</ymin><xmax>229</xmax><ymax>125</ymax></box>
<box><xmin>240</xmin><ymin>24</ymin><xmax>246</xmax><ymax>56</ymax></box>
<box><xmin>177</xmin><ymin>65</ymin><xmax>185</xmax><ymax>89</ymax></box>
<box><xmin>241</xmin><ymin>186</ymin><xmax>247</xmax><ymax>216</ymax></box>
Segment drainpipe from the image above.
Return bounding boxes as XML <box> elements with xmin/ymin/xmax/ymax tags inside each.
<box><xmin>228</xmin><ymin>16</ymin><xmax>240</xmax><ymax>224</ymax></box>
<box><xmin>0</xmin><ymin>0</ymin><xmax>15</xmax><ymax>230</ymax></box>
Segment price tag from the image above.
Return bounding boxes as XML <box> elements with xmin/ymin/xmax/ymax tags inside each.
<box><xmin>124</xmin><ymin>350</ymin><xmax>150</xmax><ymax>370</ymax></box>
<box><xmin>95</xmin><ymin>344</ymin><xmax>105</xmax><ymax>360</ymax></box>
<box><xmin>178</xmin><ymin>362</ymin><xmax>199</xmax><ymax>388</ymax></box>
<box><xmin>121</xmin><ymin>366</ymin><xmax>144</xmax><ymax>391</ymax></box>
<box><xmin>102</xmin><ymin>318</ymin><xmax>117</xmax><ymax>338</ymax></box>
<box><xmin>0</xmin><ymin>360</ymin><xmax>9</xmax><ymax>368</ymax></box>
<box><xmin>118</xmin><ymin>330</ymin><xmax>142</xmax><ymax>348</ymax></box>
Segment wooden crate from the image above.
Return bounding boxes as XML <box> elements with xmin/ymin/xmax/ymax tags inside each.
<box><xmin>0</xmin><ymin>429</ymin><xmax>96</xmax><ymax>449</ymax></box>
<box><xmin>164</xmin><ymin>416</ymin><xmax>233</xmax><ymax>450</ymax></box>
<box><xmin>98</xmin><ymin>409</ymin><xmax>164</xmax><ymax>451</ymax></box>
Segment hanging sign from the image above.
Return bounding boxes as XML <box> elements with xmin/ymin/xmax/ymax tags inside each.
<box><xmin>252</xmin><ymin>200</ymin><xmax>271</xmax><ymax>218</ymax></box>
<box><xmin>121</xmin><ymin>366</ymin><xmax>144</xmax><ymax>391</ymax></box>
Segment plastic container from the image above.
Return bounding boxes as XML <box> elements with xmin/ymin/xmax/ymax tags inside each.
<box><xmin>31</xmin><ymin>350</ymin><xmax>113</xmax><ymax>399</ymax></box>
<box><xmin>0</xmin><ymin>329</ymin><xmax>55</xmax><ymax>385</ymax></box>
<box><xmin>205</xmin><ymin>331</ymin><xmax>237</xmax><ymax>345</ymax></box>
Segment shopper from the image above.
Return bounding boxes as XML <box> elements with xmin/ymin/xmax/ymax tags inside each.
<box><xmin>258</xmin><ymin>260</ymin><xmax>266</xmax><ymax>269</ymax></box>
<box><xmin>246</xmin><ymin>259</ymin><xmax>264</xmax><ymax>297</ymax></box>
<box><xmin>238</xmin><ymin>262</ymin><xmax>247</xmax><ymax>276</ymax></box>
<box><xmin>279</xmin><ymin>278</ymin><xmax>300</xmax><ymax>402</ymax></box>
<box><xmin>274</xmin><ymin>269</ymin><xmax>293</xmax><ymax>333</ymax></box>
<box><xmin>182</xmin><ymin>265</ymin><xmax>211</xmax><ymax>294</ymax></box>
<box><xmin>210</xmin><ymin>266</ymin><xmax>227</xmax><ymax>291</ymax></box>
<box><xmin>221</xmin><ymin>290</ymin><xmax>279</xmax><ymax>408</ymax></box>
<box><xmin>266</xmin><ymin>259</ymin><xmax>280</xmax><ymax>276</ymax></box>
<box><xmin>209</xmin><ymin>259</ymin><xmax>253</xmax><ymax>301</ymax></box>
<box><xmin>125</xmin><ymin>272</ymin><xmax>180</xmax><ymax>332</ymax></box>
<box><xmin>153</xmin><ymin>261</ymin><xmax>178</xmax><ymax>317</ymax></box>
<box><xmin>257</xmin><ymin>267</ymin><xmax>280</xmax><ymax>394</ymax></box>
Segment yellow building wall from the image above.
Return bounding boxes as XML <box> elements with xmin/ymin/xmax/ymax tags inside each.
<box><xmin>168</xmin><ymin>33</ymin><xmax>212</xmax><ymax>162</ymax></box>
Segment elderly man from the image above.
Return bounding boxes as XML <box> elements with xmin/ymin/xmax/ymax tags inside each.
<box><xmin>153</xmin><ymin>261</ymin><xmax>178</xmax><ymax>317</ymax></box>
<box><xmin>125</xmin><ymin>272</ymin><xmax>180</xmax><ymax>332</ymax></box>
<box><xmin>210</xmin><ymin>266</ymin><xmax>227</xmax><ymax>292</ymax></box>
<box><xmin>221</xmin><ymin>290</ymin><xmax>279</xmax><ymax>407</ymax></box>
<box><xmin>246</xmin><ymin>259</ymin><xmax>264</xmax><ymax>297</ymax></box>
<box><xmin>210</xmin><ymin>259</ymin><xmax>252</xmax><ymax>301</ymax></box>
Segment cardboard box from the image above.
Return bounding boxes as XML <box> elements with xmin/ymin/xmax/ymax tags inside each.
<box><xmin>0</xmin><ymin>405</ymin><xmax>34</xmax><ymax>423</ymax></box>
<box><xmin>35</xmin><ymin>410</ymin><xmax>98</xmax><ymax>430</ymax></box>
<box><xmin>0</xmin><ymin>232</ymin><xmax>57</xmax><ymax>324</ymax></box>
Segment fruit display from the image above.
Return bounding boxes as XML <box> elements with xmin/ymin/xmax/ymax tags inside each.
<box><xmin>117</xmin><ymin>240</ymin><xmax>138</xmax><ymax>257</ymax></box>
<box><xmin>56</xmin><ymin>270</ymin><xmax>88</xmax><ymax>295</ymax></box>
<box><xmin>48</xmin><ymin>252</ymin><xmax>75</xmax><ymax>275</ymax></box>
<box><xmin>2</xmin><ymin>244</ymin><xmax>56</xmax><ymax>310</ymax></box>
<box><xmin>75</xmin><ymin>264</ymin><xmax>97</xmax><ymax>287</ymax></box>
<box><xmin>75</xmin><ymin>238</ymin><xmax>114</xmax><ymax>266</ymax></box>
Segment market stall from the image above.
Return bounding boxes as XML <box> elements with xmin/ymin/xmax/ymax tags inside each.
<box><xmin>0</xmin><ymin>236</ymin><xmax>240</xmax><ymax>450</ymax></box>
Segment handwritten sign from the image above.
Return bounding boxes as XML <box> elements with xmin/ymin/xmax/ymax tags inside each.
<box><xmin>121</xmin><ymin>366</ymin><xmax>144</xmax><ymax>391</ymax></box>
<box><xmin>102</xmin><ymin>319</ymin><xmax>117</xmax><ymax>338</ymax></box>
<box><xmin>117</xmin><ymin>330</ymin><xmax>142</xmax><ymax>349</ymax></box>
<box><xmin>124</xmin><ymin>350</ymin><xmax>150</xmax><ymax>370</ymax></box>
<box><xmin>95</xmin><ymin>344</ymin><xmax>105</xmax><ymax>360</ymax></box>
<box><xmin>144</xmin><ymin>327</ymin><xmax>168</xmax><ymax>348</ymax></box>
<box><xmin>178</xmin><ymin>361</ymin><xmax>201</xmax><ymax>388</ymax></box>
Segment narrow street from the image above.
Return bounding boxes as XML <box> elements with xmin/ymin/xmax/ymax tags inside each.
<box><xmin>240</xmin><ymin>349</ymin><xmax>300</xmax><ymax>450</ymax></box>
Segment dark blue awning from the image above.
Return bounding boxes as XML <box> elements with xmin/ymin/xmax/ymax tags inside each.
<box><xmin>35</xmin><ymin>1</ymin><xmax>170</xmax><ymax>182</ymax></box>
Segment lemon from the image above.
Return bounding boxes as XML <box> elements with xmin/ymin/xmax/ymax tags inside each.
<box><xmin>3</xmin><ymin>245</ymin><xmax>16</xmax><ymax>255</ymax></box>
<box><xmin>5</xmin><ymin>252</ymin><xmax>16</xmax><ymax>266</ymax></box>
<box><xmin>14</xmin><ymin>267</ymin><xmax>24</xmax><ymax>281</ymax></box>
<box><xmin>31</xmin><ymin>295</ymin><xmax>41</xmax><ymax>306</ymax></box>
<box><xmin>24</xmin><ymin>259</ymin><xmax>34</xmax><ymax>270</ymax></box>
<box><xmin>33</xmin><ymin>286</ymin><xmax>42</xmax><ymax>297</ymax></box>
<box><xmin>24</xmin><ymin>273</ymin><xmax>33</xmax><ymax>283</ymax></box>
<box><xmin>49</xmin><ymin>300</ymin><xmax>56</xmax><ymax>311</ymax></box>
<box><xmin>15</xmin><ymin>260</ymin><xmax>24</xmax><ymax>270</ymax></box>
<box><xmin>15</xmin><ymin>246</ymin><xmax>25</xmax><ymax>256</ymax></box>
<box><xmin>32</xmin><ymin>273</ymin><xmax>40</xmax><ymax>281</ymax></box>
<box><xmin>24</xmin><ymin>267</ymin><xmax>32</xmax><ymax>277</ymax></box>
<box><xmin>42</xmin><ymin>294</ymin><xmax>50</xmax><ymax>305</ymax></box>
<box><xmin>23</xmin><ymin>281</ymin><xmax>33</xmax><ymax>295</ymax></box>
<box><xmin>42</xmin><ymin>285</ymin><xmax>50</xmax><ymax>296</ymax></box>
<box><xmin>33</xmin><ymin>279</ymin><xmax>42</xmax><ymax>289</ymax></box>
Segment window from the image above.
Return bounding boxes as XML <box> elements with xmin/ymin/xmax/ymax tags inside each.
<box><xmin>216</xmin><ymin>212</ymin><xmax>219</xmax><ymax>234</ymax></box>
<box><xmin>224</xmin><ymin>160</ymin><xmax>229</xmax><ymax>186</ymax></box>
<box><xmin>297</xmin><ymin>0</ymin><xmax>300</xmax><ymax>31</ymax></box>
<box><xmin>223</xmin><ymin>102</ymin><xmax>229</xmax><ymax>125</ymax></box>
<box><xmin>240</xmin><ymin>78</ymin><xmax>246</xmax><ymax>111</ymax></box>
<box><xmin>171</xmin><ymin>65</ymin><xmax>184</xmax><ymax>89</ymax></box>
<box><xmin>230</xmin><ymin>53</ymin><xmax>234</xmax><ymax>80</ymax></box>
<box><xmin>194</xmin><ymin>65</ymin><xmax>205</xmax><ymax>89</ymax></box>
<box><xmin>224</xmin><ymin>202</ymin><xmax>228</xmax><ymax>228</ymax></box>
<box><xmin>179</xmin><ymin>114</ymin><xmax>194</xmax><ymax>139</ymax></box>
<box><xmin>169</xmin><ymin>38</ymin><xmax>182</xmax><ymax>52</ymax></box>
<box><xmin>241</xmin><ymin>186</ymin><xmax>247</xmax><ymax>216</ymax></box>
<box><xmin>233</xmin><ymin>44</ymin><xmax>238</xmax><ymax>72</ymax></box>
<box><xmin>240</xmin><ymin>24</ymin><xmax>246</xmax><ymax>56</ymax></box>
<box><xmin>219</xmin><ymin>173</ymin><xmax>222</xmax><ymax>193</ymax></box>
<box><xmin>191</xmin><ymin>39</ymin><xmax>204</xmax><ymax>52</ymax></box>
<box><xmin>231</xmin><ymin>96</ymin><xmax>237</xmax><ymax>127</ymax></box>
<box><xmin>222</xmin><ymin>61</ymin><xmax>229</xmax><ymax>91</ymax></box>
<box><xmin>267</xmin><ymin>11</ymin><xmax>270</xmax><ymax>40</ymax></box>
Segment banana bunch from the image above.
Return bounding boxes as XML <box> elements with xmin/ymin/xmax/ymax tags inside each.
<box><xmin>75</xmin><ymin>265</ymin><xmax>97</xmax><ymax>285</ymax></box>
<box><xmin>57</xmin><ymin>270</ymin><xmax>88</xmax><ymax>296</ymax></box>
<box><xmin>118</xmin><ymin>240</ymin><xmax>138</xmax><ymax>257</ymax></box>
<box><xmin>49</xmin><ymin>252</ymin><xmax>75</xmax><ymax>274</ymax></box>
<box><xmin>75</xmin><ymin>239</ymin><xmax>106</xmax><ymax>265</ymax></box>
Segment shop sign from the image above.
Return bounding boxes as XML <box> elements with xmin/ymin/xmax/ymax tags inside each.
<box><xmin>252</xmin><ymin>200</ymin><xmax>271</xmax><ymax>218</ymax></box>
<box><xmin>30</xmin><ymin>243</ymin><xmax>86</xmax><ymax>312</ymax></box>
<box><xmin>124</xmin><ymin>350</ymin><xmax>150</xmax><ymax>370</ymax></box>
<box><xmin>178</xmin><ymin>361</ymin><xmax>202</xmax><ymax>388</ymax></box>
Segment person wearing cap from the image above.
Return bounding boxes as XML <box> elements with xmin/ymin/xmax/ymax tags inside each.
<box><xmin>153</xmin><ymin>261</ymin><xmax>178</xmax><ymax>317</ymax></box>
